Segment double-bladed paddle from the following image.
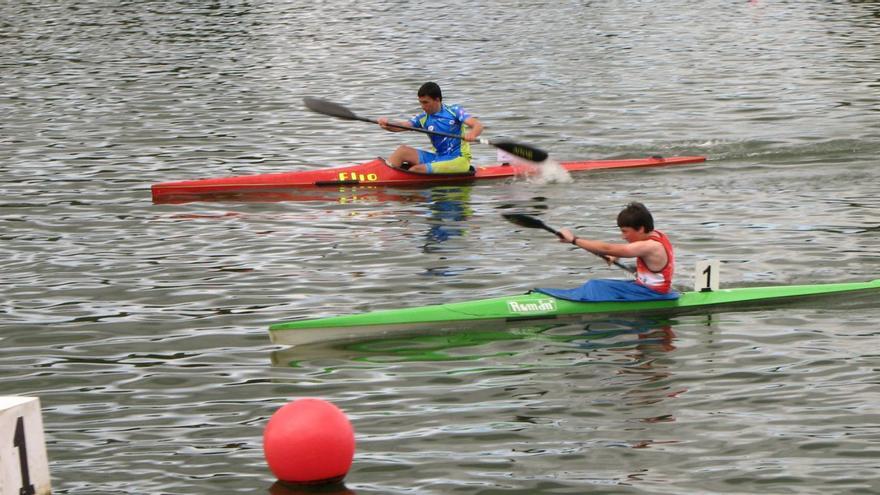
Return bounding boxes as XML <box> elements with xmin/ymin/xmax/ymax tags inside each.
<box><xmin>304</xmin><ymin>97</ymin><xmax>549</xmax><ymax>163</ymax></box>
<box><xmin>502</xmin><ymin>213</ymin><xmax>636</xmax><ymax>273</ymax></box>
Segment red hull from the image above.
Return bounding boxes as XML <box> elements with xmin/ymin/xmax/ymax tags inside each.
<box><xmin>151</xmin><ymin>156</ymin><xmax>706</xmax><ymax>203</ymax></box>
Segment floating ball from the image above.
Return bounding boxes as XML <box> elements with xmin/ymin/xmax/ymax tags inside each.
<box><xmin>263</xmin><ymin>398</ymin><xmax>355</xmax><ymax>484</ymax></box>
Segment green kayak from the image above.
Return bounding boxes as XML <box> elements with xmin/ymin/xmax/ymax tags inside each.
<box><xmin>268</xmin><ymin>279</ymin><xmax>880</xmax><ymax>346</ymax></box>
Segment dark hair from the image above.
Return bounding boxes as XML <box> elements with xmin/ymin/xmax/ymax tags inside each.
<box><xmin>617</xmin><ymin>202</ymin><xmax>654</xmax><ymax>232</ymax></box>
<box><xmin>418</xmin><ymin>82</ymin><xmax>442</xmax><ymax>100</ymax></box>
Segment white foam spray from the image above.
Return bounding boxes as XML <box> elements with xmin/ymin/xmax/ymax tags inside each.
<box><xmin>533</xmin><ymin>158</ymin><xmax>573</xmax><ymax>184</ymax></box>
<box><xmin>497</xmin><ymin>150</ymin><xmax>573</xmax><ymax>184</ymax></box>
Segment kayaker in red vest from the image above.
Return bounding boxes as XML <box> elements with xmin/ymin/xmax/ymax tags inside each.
<box><xmin>377</xmin><ymin>82</ymin><xmax>484</xmax><ymax>174</ymax></box>
<box><xmin>535</xmin><ymin>202</ymin><xmax>680</xmax><ymax>302</ymax></box>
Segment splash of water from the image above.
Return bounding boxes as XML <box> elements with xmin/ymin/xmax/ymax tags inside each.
<box><xmin>497</xmin><ymin>150</ymin><xmax>572</xmax><ymax>184</ymax></box>
<box><xmin>532</xmin><ymin>158</ymin><xmax>573</xmax><ymax>184</ymax></box>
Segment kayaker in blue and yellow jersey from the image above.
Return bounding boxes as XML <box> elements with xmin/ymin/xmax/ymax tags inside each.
<box><xmin>536</xmin><ymin>202</ymin><xmax>680</xmax><ymax>302</ymax></box>
<box><xmin>377</xmin><ymin>82</ymin><xmax>484</xmax><ymax>174</ymax></box>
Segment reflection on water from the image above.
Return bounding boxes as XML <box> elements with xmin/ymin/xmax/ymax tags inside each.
<box><xmin>270</xmin><ymin>317</ymin><xmax>680</xmax><ymax>366</ymax></box>
<box><xmin>420</xmin><ymin>186</ymin><xmax>473</xmax><ymax>251</ymax></box>
<box><xmin>154</xmin><ymin>186</ymin><xmax>425</xmax><ymax>205</ymax></box>
<box><xmin>269</xmin><ymin>480</ymin><xmax>356</xmax><ymax>495</ymax></box>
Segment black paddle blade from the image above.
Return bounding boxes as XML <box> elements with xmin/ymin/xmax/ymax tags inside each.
<box><xmin>303</xmin><ymin>97</ymin><xmax>363</xmax><ymax>121</ymax></box>
<box><xmin>492</xmin><ymin>140</ymin><xmax>548</xmax><ymax>163</ymax></box>
<box><xmin>502</xmin><ymin>213</ymin><xmax>550</xmax><ymax>230</ymax></box>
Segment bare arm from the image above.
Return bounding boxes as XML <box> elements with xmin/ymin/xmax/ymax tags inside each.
<box><xmin>463</xmin><ymin>116</ymin><xmax>483</xmax><ymax>141</ymax></box>
<box><xmin>377</xmin><ymin>117</ymin><xmax>413</xmax><ymax>133</ymax></box>
<box><xmin>557</xmin><ymin>228</ymin><xmax>666</xmax><ymax>268</ymax></box>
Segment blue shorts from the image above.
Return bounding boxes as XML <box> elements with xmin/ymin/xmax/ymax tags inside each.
<box><xmin>534</xmin><ymin>279</ymin><xmax>679</xmax><ymax>302</ymax></box>
<box><xmin>416</xmin><ymin>150</ymin><xmax>471</xmax><ymax>174</ymax></box>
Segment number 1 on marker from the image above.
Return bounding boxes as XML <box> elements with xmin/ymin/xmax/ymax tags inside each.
<box><xmin>694</xmin><ymin>260</ymin><xmax>720</xmax><ymax>292</ymax></box>
<box><xmin>14</xmin><ymin>416</ymin><xmax>36</xmax><ymax>495</ymax></box>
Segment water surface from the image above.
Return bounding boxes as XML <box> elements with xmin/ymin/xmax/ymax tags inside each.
<box><xmin>2</xmin><ymin>1</ymin><xmax>879</xmax><ymax>494</ymax></box>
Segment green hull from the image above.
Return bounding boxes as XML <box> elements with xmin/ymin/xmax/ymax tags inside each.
<box><xmin>269</xmin><ymin>279</ymin><xmax>880</xmax><ymax>346</ymax></box>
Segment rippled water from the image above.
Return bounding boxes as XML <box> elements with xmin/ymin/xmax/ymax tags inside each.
<box><xmin>2</xmin><ymin>1</ymin><xmax>879</xmax><ymax>494</ymax></box>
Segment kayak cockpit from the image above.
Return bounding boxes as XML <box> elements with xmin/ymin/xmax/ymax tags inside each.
<box><xmin>381</xmin><ymin>158</ymin><xmax>477</xmax><ymax>177</ymax></box>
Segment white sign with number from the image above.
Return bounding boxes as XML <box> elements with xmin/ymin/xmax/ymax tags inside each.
<box><xmin>1</xmin><ymin>397</ymin><xmax>51</xmax><ymax>495</ymax></box>
<box><xmin>694</xmin><ymin>260</ymin><xmax>721</xmax><ymax>292</ymax></box>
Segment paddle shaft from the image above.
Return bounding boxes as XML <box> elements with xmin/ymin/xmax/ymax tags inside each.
<box><xmin>353</xmin><ymin>115</ymin><xmax>542</xmax><ymax>160</ymax></box>
<box><xmin>504</xmin><ymin>214</ymin><xmax>635</xmax><ymax>273</ymax></box>
<box><xmin>351</xmin><ymin>114</ymin><xmax>481</xmax><ymax>142</ymax></box>
<box><xmin>303</xmin><ymin>97</ymin><xmax>548</xmax><ymax>162</ymax></box>
<box><xmin>549</xmin><ymin>226</ymin><xmax>636</xmax><ymax>274</ymax></box>
<box><xmin>384</xmin><ymin>120</ymin><xmax>548</xmax><ymax>162</ymax></box>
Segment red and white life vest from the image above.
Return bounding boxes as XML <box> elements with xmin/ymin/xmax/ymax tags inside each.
<box><xmin>635</xmin><ymin>230</ymin><xmax>674</xmax><ymax>294</ymax></box>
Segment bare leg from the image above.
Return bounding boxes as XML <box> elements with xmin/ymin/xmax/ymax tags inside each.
<box><xmin>387</xmin><ymin>145</ymin><xmax>420</xmax><ymax>167</ymax></box>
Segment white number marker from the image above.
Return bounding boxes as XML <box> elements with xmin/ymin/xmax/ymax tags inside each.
<box><xmin>1</xmin><ymin>397</ymin><xmax>51</xmax><ymax>495</ymax></box>
<box><xmin>695</xmin><ymin>260</ymin><xmax>721</xmax><ymax>292</ymax></box>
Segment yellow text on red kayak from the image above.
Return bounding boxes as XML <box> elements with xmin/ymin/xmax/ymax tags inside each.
<box><xmin>338</xmin><ymin>172</ymin><xmax>379</xmax><ymax>182</ymax></box>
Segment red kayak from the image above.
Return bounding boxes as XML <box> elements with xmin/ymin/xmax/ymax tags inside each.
<box><xmin>151</xmin><ymin>155</ymin><xmax>706</xmax><ymax>203</ymax></box>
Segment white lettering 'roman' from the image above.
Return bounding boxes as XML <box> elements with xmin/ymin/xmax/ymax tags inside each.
<box><xmin>507</xmin><ymin>299</ymin><xmax>557</xmax><ymax>314</ymax></box>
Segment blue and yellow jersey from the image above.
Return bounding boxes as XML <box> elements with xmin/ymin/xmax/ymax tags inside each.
<box><xmin>409</xmin><ymin>104</ymin><xmax>472</xmax><ymax>160</ymax></box>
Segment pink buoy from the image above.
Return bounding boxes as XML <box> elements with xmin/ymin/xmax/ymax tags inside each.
<box><xmin>263</xmin><ymin>398</ymin><xmax>355</xmax><ymax>484</ymax></box>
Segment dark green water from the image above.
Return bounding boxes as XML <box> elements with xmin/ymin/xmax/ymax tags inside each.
<box><xmin>2</xmin><ymin>1</ymin><xmax>879</xmax><ymax>493</ymax></box>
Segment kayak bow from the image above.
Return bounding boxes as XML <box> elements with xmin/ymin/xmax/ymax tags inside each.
<box><xmin>268</xmin><ymin>279</ymin><xmax>880</xmax><ymax>346</ymax></box>
<box><xmin>151</xmin><ymin>155</ymin><xmax>706</xmax><ymax>202</ymax></box>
